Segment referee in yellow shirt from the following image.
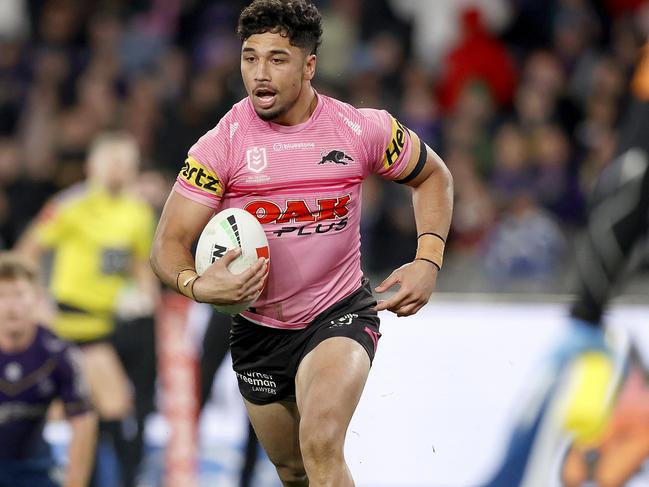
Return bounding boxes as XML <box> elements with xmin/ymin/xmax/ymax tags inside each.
<box><xmin>18</xmin><ymin>132</ymin><xmax>159</xmax><ymax>487</ymax></box>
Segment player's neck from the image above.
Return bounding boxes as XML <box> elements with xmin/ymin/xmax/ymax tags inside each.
<box><xmin>0</xmin><ymin>326</ymin><xmax>37</xmax><ymax>354</ymax></box>
<box><xmin>272</xmin><ymin>85</ymin><xmax>317</xmax><ymax>126</ymax></box>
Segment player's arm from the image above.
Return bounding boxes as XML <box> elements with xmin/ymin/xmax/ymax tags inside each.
<box><xmin>64</xmin><ymin>410</ymin><xmax>97</xmax><ymax>487</ymax></box>
<box><xmin>56</xmin><ymin>345</ymin><xmax>97</xmax><ymax>487</ymax></box>
<box><xmin>128</xmin><ymin>210</ymin><xmax>161</xmax><ymax>312</ymax></box>
<box><xmin>150</xmin><ymin>191</ymin><xmax>266</xmax><ymax>304</ymax></box>
<box><xmin>375</xmin><ymin>132</ymin><xmax>453</xmax><ymax>316</ymax></box>
<box><xmin>13</xmin><ymin>200</ymin><xmax>62</xmax><ymax>261</ymax></box>
<box><xmin>13</xmin><ymin>230</ymin><xmax>43</xmax><ymax>262</ymax></box>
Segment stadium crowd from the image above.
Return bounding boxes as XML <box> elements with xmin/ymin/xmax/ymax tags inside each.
<box><xmin>0</xmin><ymin>0</ymin><xmax>648</xmax><ymax>292</ymax></box>
<box><xmin>1</xmin><ymin>0</ymin><xmax>649</xmax><ymax>486</ymax></box>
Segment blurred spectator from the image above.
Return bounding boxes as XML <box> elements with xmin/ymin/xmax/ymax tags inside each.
<box><xmin>490</xmin><ymin>123</ymin><xmax>534</xmax><ymax>205</ymax></box>
<box><xmin>552</xmin><ymin>0</ymin><xmax>601</xmax><ymax>74</ymax></box>
<box><xmin>0</xmin><ymin>138</ymin><xmax>57</xmax><ymax>248</ymax></box>
<box><xmin>483</xmin><ymin>192</ymin><xmax>566</xmax><ymax>290</ymax></box>
<box><xmin>531</xmin><ymin>124</ymin><xmax>584</xmax><ymax>223</ymax></box>
<box><xmin>437</xmin><ymin>7</ymin><xmax>517</xmax><ymax>112</ymax></box>
<box><xmin>155</xmin><ymin>68</ymin><xmax>238</xmax><ymax>173</ymax></box>
<box><xmin>317</xmin><ymin>0</ymin><xmax>361</xmax><ymax>88</ymax></box>
<box><xmin>16</xmin><ymin>132</ymin><xmax>159</xmax><ymax>487</ymax></box>
<box><xmin>399</xmin><ymin>65</ymin><xmax>441</xmax><ymax>147</ymax></box>
<box><xmin>445</xmin><ymin>148</ymin><xmax>496</xmax><ymax>253</ymax></box>
<box><xmin>0</xmin><ymin>251</ymin><xmax>97</xmax><ymax>487</ymax></box>
<box><xmin>389</xmin><ymin>0</ymin><xmax>511</xmax><ymax>70</ymax></box>
<box><xmin>0</xmin><ymin>0</ymin><xmax>30</xmax><ymax>41</ymax></box>
<box><xmin>444</xmin><ymin>80</ymin><xmax>498</xmax><ymax>177</ymax></box>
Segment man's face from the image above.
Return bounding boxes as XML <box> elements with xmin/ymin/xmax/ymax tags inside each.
<box><xmin>88</xmin><ymin>143</ymin><xmax>139</xmax><ymax>194</ymax></box>
<box><xmin>241</xmin><ymin>31</ymin><xmax>315</xmax><ymax>122</ymax></box>
<box><xmin>0</xmin><ymin>278</ymin><xmax>38</xmax><ymax>343</ymax></box>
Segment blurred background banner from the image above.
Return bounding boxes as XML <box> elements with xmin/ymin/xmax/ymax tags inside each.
<box><xmin>156</xmin><ymin>293</ymin><xmax>198</xmax><ymax>487</ymax></box>
<box><xmin>2</xmin><ymin>0</ymin><xmax>649</xmax><ymax>486</ymax></box>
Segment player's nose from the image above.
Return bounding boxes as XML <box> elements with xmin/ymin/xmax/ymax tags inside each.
<box><xmin>255</xmin><ymin>60</ymin><xmax>271</xmax><ymax>81</ymax></box>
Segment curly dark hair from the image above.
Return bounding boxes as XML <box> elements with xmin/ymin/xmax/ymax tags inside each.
<box><xmin>237</xmin><ymin>0</ymin><xmax>323</xmax><ymax>55</ymax></box>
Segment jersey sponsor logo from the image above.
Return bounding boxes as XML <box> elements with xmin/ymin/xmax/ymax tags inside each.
<box><xmin>246</xmin><ymin>146</ymin><xmax>268</xmax><ymax>173</ymax></box>
<box><xmin>179</xmin><ymin>156</ymin><xmax>223</xmax><ymax>196</ymax></box>
<box><xmin>383</xmin><ymin>116</ymin><xmax>407</xmax><ymax>169</ymax></box>
<box><xmin>245</xmin><ymin>195</ymin><xmax>350</xmax><ymax>224</ymax></box>
<box><xmin>273</xmin><ymin>142</ymin><xmax>315</xmax><ymax>152</ymax></box>
<box><xmin>328</xmin><ymin>313</ymin><xmax>358</xmax><ymax>328</ymax></box>
<box><xmin>236</xmin><ymin>371</ymin><xmax>277</xmax><ymax>395</ymax></box>
<box><xmin>244</xmin><ymin>195</ymin><xmax>351</xmax><ymax>237</ymax></box>
<box><xmin>318</xmin><ymin>149</ymin><xmax>354</xmax><ymax>165</ymax></box>
<box><xmin>229</xmin><ymin>122</ymin><xmax>239</xmax><ymax>140</ymax></box>
<box><xmin>337</xmin><ymin>111</ymin><xmax>362</xmax><ymax>136</ymax></box>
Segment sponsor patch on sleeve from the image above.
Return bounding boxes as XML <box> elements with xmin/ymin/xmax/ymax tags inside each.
<box><xmin>178</xmin><ymin>156</ymin><xmax>223</xmax><ymax>196</ymax></box>
<box><xmin>382</xmin><ymin>116</ymin><xmax>407</xmax><ymax>169</ymax></box>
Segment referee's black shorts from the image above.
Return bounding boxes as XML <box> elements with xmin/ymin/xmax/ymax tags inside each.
<box><xmin>230</xmin><ymin>278</ymin><xmax>381</xmax><ymax>405</ymax></box>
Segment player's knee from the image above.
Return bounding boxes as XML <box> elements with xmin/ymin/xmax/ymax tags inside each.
<box><xmin>94</xmin><ymin>388</ymin><xmax>133</xmax><ymax>420</ymax></box>
<box><xmin>275</xmin><ymin>461</ymin><xmax>307</xmax><ymax>484</ymax></box>
<box><xmin>300</xmin><ymin>415</ymin><xmax>345</xmax><ymax>463</ymax></box>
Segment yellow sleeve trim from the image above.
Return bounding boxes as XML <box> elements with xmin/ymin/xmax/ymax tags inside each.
<box><xmin>383</xmin><ymin>116</ymin><xmax>408</xmax><ymax>169</ymax></box>
<box><xmin>179</xmin><ymin>156</ymin><xmax>223</xmax><ymax>196</ymax></box>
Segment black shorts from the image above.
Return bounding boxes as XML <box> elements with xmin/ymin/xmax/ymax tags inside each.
<box><xmin>230</xmin><ymin>279</ymin><xmax>381</xmax><ymax>405</ymax></box>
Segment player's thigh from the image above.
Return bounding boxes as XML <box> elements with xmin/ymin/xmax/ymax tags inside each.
<box><xmin>243</xmin><ymin>398</ymin><xmax>303</xmax><ymax>470</ymax></box>
<box><xmin>81</xmin><ymin>342</ymin><xmax>133</xmax><ymax>419</ymax></box>
<box><xmin>295</xmin><ymin>337</ymin><xmax>370</xmax><ymax>444</ymax></box>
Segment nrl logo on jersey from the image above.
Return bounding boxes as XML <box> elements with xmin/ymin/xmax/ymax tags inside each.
<box><xmin>246</xmin><ymin>147</ymin><xmax>268</xmax><ymax>173</ymax></box>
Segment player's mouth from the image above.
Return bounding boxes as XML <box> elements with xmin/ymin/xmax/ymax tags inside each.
<box><xmin>254</xmin><ymin>88</ymin><xmax>277</xmax><ymax>109</ymax></box>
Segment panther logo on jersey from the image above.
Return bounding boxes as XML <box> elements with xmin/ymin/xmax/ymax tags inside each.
<box><xmin>318</xmin><ymin>149</ymin><xmax>354</xmax><ymax>165</ymax></box>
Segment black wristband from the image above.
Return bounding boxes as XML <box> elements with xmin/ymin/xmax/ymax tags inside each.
<box><xmin>417</xmin><ymin>232</ymin><xmax>446</xmax><ymax>244</ymax></box>
<box><xmin>415</xmin><ymin>257</ymin><xmax>441</xmax><ymax>271</ymax></box>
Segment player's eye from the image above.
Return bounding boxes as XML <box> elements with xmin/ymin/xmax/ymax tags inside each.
<box><xmin>244</xmin><ymin>56</ymin><xmax>256</xmax><ymax>63</ymax></box>
<box><xmin>271</xmin><ymin>58</ymin><xmax>285</xmax><ymax>64</ymax></box>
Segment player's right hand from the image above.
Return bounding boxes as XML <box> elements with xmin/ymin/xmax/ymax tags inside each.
<box><xmin>192</xmin><ymin>248</ymin><xmax>267</xmax><ymax>305</ymax></box>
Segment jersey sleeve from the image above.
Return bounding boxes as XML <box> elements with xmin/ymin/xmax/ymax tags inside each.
<box><xmin>31</xmin><ymin>200</ymin><xmax>70</xmax><ymax>247</ymax></box>
<box><xmin>55</xmin><ymin>345</ymin><xmax>93</xmax><ymax>417</ymax></box>
<box><xmin>173</xmin><ymin>113</ymin><xmax>232</xmax><ymax>209</ymax></box>
<box><xmin>359</xmin><ymin>108</ymin><xmax>414</xmax><ymax>180</ymax></box>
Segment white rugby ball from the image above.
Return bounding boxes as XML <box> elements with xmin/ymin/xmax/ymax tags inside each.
<box><xmin>195</xmin><ymin>207</ymin><xmax>269</xmax><ymax>315</ymax></box>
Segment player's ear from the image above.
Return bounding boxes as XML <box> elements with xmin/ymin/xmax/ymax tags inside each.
<box><xmin>303</xmin><ymin>53</ymin><xmax>316</xmax><ymax>81</ymax></box>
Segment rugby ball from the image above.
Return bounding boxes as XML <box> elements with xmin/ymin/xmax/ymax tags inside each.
<box><xmin>195</xmin><ymin>207</ymin><xmax>269</xmax><ymax>315</ymax></box>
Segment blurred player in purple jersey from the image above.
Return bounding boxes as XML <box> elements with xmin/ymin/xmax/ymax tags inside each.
<box><xmin>483</xmin><ymin>42</ymin><xmax>649</xmax><ymax>487</ymax></box>
<box><xmin>0</xmin><ymin>252</ymin><xmax>96</xmax><ymax>487</ymax></box>
<box><xmin>150</xmin><ymin>1</ymin><xmax>453</xmax><ymax>485</ymax></box>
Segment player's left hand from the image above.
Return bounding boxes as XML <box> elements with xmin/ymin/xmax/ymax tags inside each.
<box><xmin>374</xmin><ymin>260</ymin><xmax>437</xmax><ymax>317</ymax></box>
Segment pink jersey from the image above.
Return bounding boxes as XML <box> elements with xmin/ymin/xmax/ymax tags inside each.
<box><xmin>174</xmin><ymin>93</ymin><xmax>413</xmax><ymax>329</ymax></box>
